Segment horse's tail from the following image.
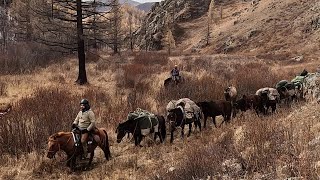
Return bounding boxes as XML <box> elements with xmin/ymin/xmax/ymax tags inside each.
<box><xmin>102</xmin><ymin>129</ymin><xmax>111</xmax><ymax>160</ymax></box>
<box><xmin>159</xmin><ymin>116</ymin><xmax>166</xmax><ymax>141</ymax></box>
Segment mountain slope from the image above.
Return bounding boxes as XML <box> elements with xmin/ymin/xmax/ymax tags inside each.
<box><xmin>177</xmin><ymin>0</ymin><xmax>320</xmax><ymax>60</ymax></box>
<box><xmin>136</xmin><ymin>2</ymin><xmax>154</xmax><ymax>12</ymax></box>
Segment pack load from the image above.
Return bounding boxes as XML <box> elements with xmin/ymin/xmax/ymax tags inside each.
<box><xmin>291</xmin><ymin>76</ymin><xmax>306</xmax><ymax>89</ymax></box>
<box><xmin>127</xmin><ymin>108</ymin><xmax>158</xmax><ymax>136</ymax></box>
<box><xmin>256</xmin><ymin>88</ymin><xmax>280</xmax><ymax>101</ymax></box>
<box><xmin>166</xmin><ymin>98</ymin><xmax>201</xmax><ymax>120</ymax></box>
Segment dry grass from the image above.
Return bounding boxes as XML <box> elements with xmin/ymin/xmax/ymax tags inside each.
<box><xmin>0</xmin><ymin>50</ymin><xmax>319</xmax><ymax>179</ymax></box>
<box><xmin>1</xmin><ymin>0</ymin><xmax>319</xmax><ymax>178</ymax></box>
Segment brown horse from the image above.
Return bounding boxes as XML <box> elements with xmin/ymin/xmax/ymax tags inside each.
<box><xmin>47</xmin><ymin>128</ymin><xmax>111</xmax><ymax>171</ymax></box>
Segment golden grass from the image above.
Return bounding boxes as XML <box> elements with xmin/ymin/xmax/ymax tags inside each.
<box><xmin>0</xmin><ymin>51</ymin><xmax>319</xmax><ymax>179</ymax></box>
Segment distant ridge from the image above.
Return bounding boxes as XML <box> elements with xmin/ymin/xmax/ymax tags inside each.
<box><xmin>136</xmin><ymin>2</ymin><xmax>155</xmax><ymax>12</ymax></box>
<box><xmin>119</xmin><ymin>0</ymin><xmax>140</xmax><ymax>6</ymax></box>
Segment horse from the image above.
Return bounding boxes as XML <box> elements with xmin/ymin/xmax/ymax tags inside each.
<box><xmin>224</xmin><ymin>85</ymin><xmax>237</xmax><ymax>117</ymax></box>
<box><xmin>276</xmin><ymin>80</ymin><xmax>298</xmax><ymax>105</ymax></box>
<box><xmin>164</xmin><ymin>76</ymin><xmax>183</xmax><ymax>88</ymax></box>
<box><xmin>224</xmin><ymin>85</ymin><xmax>237</xmax><ymax>103</ymax></box>
<box><xmin>235</xmin><ymin>94</ymin><xmax>266</xmax><ymax>116</ymax></box>
<box><xmin>196</xmin><ymin>100</ymin><xmax>232</xmax><ymax>128</ymax></box>
<box><xmin>167</xmin><ymin>107</ymin><xmax>201</xmax><ymax>143</ymax></box>
<box><xmin>116</xmin><ymin>115</ymin><xmax>166</xmax><ymax>146</ymax></box>
<box><xmin>47</xmin><ymin>127</ymin><xmax>111</xmax><ymax>171</ymax></box>
<box><xmin>256</xmin><ymin>87</ymin><xmax>280</xmax><ymax>114</ymax></box>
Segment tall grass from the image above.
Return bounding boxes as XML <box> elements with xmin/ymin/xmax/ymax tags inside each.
<box><xmin>0</xmin><ymin>52</ymin><xmax>318</xmax><ymax>179</ymax></box>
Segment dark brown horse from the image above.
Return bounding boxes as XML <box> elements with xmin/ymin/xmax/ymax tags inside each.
<box><xmin>164</xmin><ymin>76</ymin><xmax>183</xmax><ymax>88</ymax></box>
<box><xmin>116</xmin><ymin>115</ymin><xmax>166</xmax><ymax>146</ymax></box>
<box><xmin>47</xmin><ymin>128</ymin><xmax>111</xmax><ymax>171</ymax></box>
<box><xmin>167</xmin><ymin>107</ymin><xmax>201</xmax><ymax>143</ymax></box>
<box><xmin>196</xmin><ymin>100</ymin><xmax>232</xmax><ymax>128</ymax></box>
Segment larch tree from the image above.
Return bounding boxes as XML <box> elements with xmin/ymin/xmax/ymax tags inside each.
<box><xmin>109</xmin><ymin>0</ymin><xmax>122</xmax><ymax>54</ymax></box>
<box><xmin>162</xmin><ymin>11</ymin><xmax>175</xmax><ymax>55</ymax></box>
<box><xmin>31</xmin><ymin>0</ymin><xmax>112</xmax><ymax>85</ymax></box>
<box><xmin>206</xmin><ymin>0</ymin><xmax>215</xmax><ymax>46</ymax></box>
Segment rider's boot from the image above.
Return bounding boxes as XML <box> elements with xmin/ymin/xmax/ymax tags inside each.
<box><xmin>82</xmin><ymin>142</ymin><xmax>88</xmax><ymax>159</ymax></box>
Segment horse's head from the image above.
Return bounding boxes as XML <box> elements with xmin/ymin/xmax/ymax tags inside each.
<box><xmin>47</xmin><ymin>135</ymin><xmax>60</xmax><ymax>159</ymax></box>
<box><xmin>116</xmin><ymin>123</ymin><xmax>126</xmax><ymax>143</ymax></box>
<box><xmin>167</xmin><ymin>108</ymin><xmax>184</xmax><ymax>128</ymax></box>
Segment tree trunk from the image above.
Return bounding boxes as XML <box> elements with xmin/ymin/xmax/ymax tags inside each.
<box><xmin>75</xmin><ymin>0</ymin><xmax>87</xmax><ymax>85</ymax></box>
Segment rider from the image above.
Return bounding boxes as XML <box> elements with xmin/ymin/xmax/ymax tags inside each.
<box><xmin>72</xmin><ymin>99</ymin><xmax>96</xmax><ymax>159</ymax></box>
<box><xmin>171</xmin><ymin>65</ymin><xmax>180</xmax><ymax>83</ymax></box>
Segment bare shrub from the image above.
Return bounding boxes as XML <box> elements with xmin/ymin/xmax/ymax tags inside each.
<box><xmin>0</xmin><ymin>43</ymin><xmax>63</xmax><ymax>75</ymax></box>
<box><xmin>86</xmin><ymin>51</ymin><xmax>100</xmax><ymax>63</ymax></box>
<box><xmin>133</xmin><ymin>52</ymin><xmax>169</xmax><ymax>66</ymax></box>
<box><xmin>50</xmin><ymin>74</ymin><xmax>66</xmax><ymax>83</ymax></box>
<box><xmin>120</xmin><ymin>63</ymin><xmax>147</xmax><ymax>88</ymax></box>
<box><xmin>155</xmin><ymin>131</ymin><xmax>245</xmax><ymax>180</ymax></box>
<box><xmin>0</xmin><ymin>87</ymin><xmax>78</xmax><ymax>156</ymax></box>
<box><xmin>241</xmin><ymin>118</ymin><xmax>288</xmax><ymax>175</ymax></box>
<box><xmin>0</xmin><ymin>81</ymin><xmax>7</xmax><ymax>96</ymax></box>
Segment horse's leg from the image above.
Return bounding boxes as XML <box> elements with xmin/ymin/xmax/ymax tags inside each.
<box><xmin>219</xmin><ymin>115</ymin><xmax>226</xmax><ymax>128</ymax></box>
<box><xmin>203</xmin><ymin>116</ymin><xmax>208</xmax><ymax>128</ymax></box>
<box><xmin>272</xmin><ymin>104</ymin><xmax>276</xmax><ymax>113</ymax></box>
<box><xmin>170</xmin><ymin>129</ymin><xmax>174</xmax><ymax>143</ymax></box>
<box><xmin>87</xmin><ymin>150</ymin><xmax>94</xmax><ymax>169</ymax></box>
<box><xmin>212</xmin><ymin>116</ymin><xmax>217</xmax><ymax>128</ymax></box>
<box><xmin>134</xmin><ymin>135</ymin><xmax>139</xmax><ymax>146</ymax></box>
<box><xmin>136</xmin><ymin>135</ymin><xmax>143</xmax><ymax>147</ymax></box>
<box><xmin>70</xmin><ymin>156</ymin><xmax>77</xmax><ymax>172</ymax></box>
<box><xmin>154</xmin><ymin>132</ymin><xmax>158</xmax><ymax>142</ymax></box>
<box><xmin>66</xmin><ymin>155</ymin><xmax>71</xmax><ymax>167</ymax></box>
<box><xmin>187</xmin><ymin>123</ymin><xmax>192</xmax><ymax>137</ymax></box>
<box><xmin>181</xmin><ymin>124</ymin><xmax>185</xmax><ymax>139</ymax></box>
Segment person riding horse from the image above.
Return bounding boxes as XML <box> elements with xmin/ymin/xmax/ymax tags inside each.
<box><xmin>171</xmin><ymin>65</ymin><xmax>180</xmax><ymax>84</ymax></box>
<box><xmin>72</xmin><ymin>99</ymin><xmax>96</xmax><ymax>159</ymax></box>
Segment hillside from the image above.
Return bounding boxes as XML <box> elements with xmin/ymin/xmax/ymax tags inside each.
<box><xmin>136</xmin><ymin>2</ymin><xmax>155</xmax><ymax>12</ymax></box>
<box><xmin>0</xmin><ymin>52</ymin><xmax>320</xmax><ymax>179</ymax></box>
<box><xmin>0</xmin><ymin>0</ymin><xmax>320</xmax><ymax>179</ymax></box>
<box><xmin>135</xmin><ymin>0</ymin><xmax>320</xmax><ymax>62</ymax></box>
<box><xmin>177</xmin><ymin>0</ymin><xmax>320</xmax><ymax>60</ymax></box>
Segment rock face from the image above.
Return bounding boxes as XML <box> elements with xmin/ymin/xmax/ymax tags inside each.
<box><xmin>134</xmin><ymin>0</ymin><xmax>210</xmax><ymax>50</ymax></box>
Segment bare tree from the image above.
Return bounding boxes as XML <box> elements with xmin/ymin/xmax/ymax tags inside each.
<box><xmin>0</xmin><ymin>0</ymin><xmax>9</xmax><ymax>51</ymax></box>
<box><xmin>206</xmin><ymin>0</ymin><xmax>215</xmax><ymax>46</ymax></box>
<box><xmin>110</xmin><ymin>0</ymin><xmax>122</xmax><ymax>54</ymax></box>
<box><xmin>29</xmin><ymin>0</ymin><xmax>113</xmax><ymax>84</ymax></box>
<box><xmin>162</xmin><ymin>12</ymin><xmax>175</xmax><ymax>55</ymax></box>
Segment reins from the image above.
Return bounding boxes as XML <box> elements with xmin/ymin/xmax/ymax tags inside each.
<box><xmin>48</xmin><ymin>135</ymin><xmax>77</xmax><ymax>163</ymax></box>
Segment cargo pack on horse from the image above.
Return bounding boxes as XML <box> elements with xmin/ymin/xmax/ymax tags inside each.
<box><xmin>224</xmin><ymin>86</ymin><xmax>237</xmax><ymax>104</ymax></box>
<box><xmin>224</xmin><ymin>85</ymin><xmax>237</xmax><ymax>117</ymax></box>
<box><xmin>166</xmin><ymin>98</ymin><xmax>201</xmax><ymax>143</ymax></box>
<box><xmin>256</xmin><ymin>87</ymin><xmax>280</xmax><ymax>114</ymax></box>
<box><xmin>276</xmin><ymin>80</ymin><xmax>297</xmax><ymax>105</ymax></box>
<box><xmin>47</xmin><ymin>127</ymin><xmax>111</xmax><ymax>171</ymax></box>
<box><xmin>116</xmin><ymin>108</ymin><xmax>166</xmax><ymax>146</ymax></box>
<box><xmin>291</xmin><ymin>75</ymin><xmax>306</xmax><ymax>100</ymax></box>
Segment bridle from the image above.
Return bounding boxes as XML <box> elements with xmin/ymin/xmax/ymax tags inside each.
<box><xmin>117</xmin><ymin>121</ymin><xmax>139</xmax><ymax>143</ymax></box>
<box><xmin>47</xmin><ymin>135</ymin><xmax>73</xmax><ymax>162</ymax></box>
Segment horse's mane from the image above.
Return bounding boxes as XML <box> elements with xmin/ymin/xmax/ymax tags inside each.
<box><xmin>49</xmin><ymin>132</ymin><xmax>70</xmax><ymax>140</ymax></box>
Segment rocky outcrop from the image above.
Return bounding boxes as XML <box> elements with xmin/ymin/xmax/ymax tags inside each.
<box><xmin>134</xmin><ymin>0</ymin><xmax>210</xmax><ymax>50</ymax></box>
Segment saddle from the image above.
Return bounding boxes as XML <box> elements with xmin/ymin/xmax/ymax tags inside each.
<box><xmin>72</xmin><ymin>128</ymin><xmax>97</xmax><ymax>147</ymax></box>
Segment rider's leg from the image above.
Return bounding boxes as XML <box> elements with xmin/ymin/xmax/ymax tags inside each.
<box><xmin>81</xmin><ymin>133</ymin><xmax>89</xmax><ymax>158</ymax></box>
